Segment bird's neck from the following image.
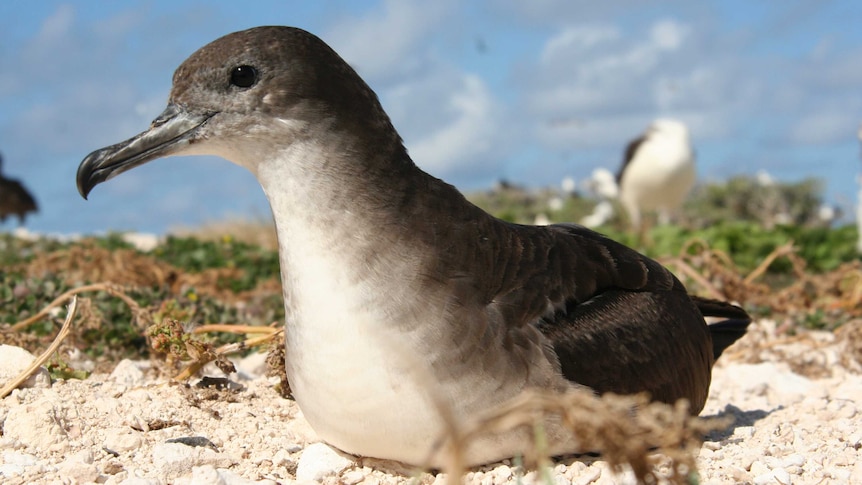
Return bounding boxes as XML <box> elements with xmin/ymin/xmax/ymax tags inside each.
<box><xmin>258</xmin><ymin>134</ymin><xmax>415</xmax><ymax>235</ymax></box>
<box><xmin>255</xmin><ymin>134</ymin><xmax>446</xmax><ymax>300</ymax></box>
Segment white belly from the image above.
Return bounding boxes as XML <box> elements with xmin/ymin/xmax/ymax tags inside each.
<box><xmin>279</xmin><ymin>232</ymin><xmax>458</xmax><ymax>464</ymax></box>
<box><xmin>286</xmin><ymin>305</ymin><xmax>448</xmax><ymax>464</ymax></box>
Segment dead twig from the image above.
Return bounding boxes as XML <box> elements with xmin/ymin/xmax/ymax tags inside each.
<box><xmin>743</xmin><ymin>241</ymin><xmax>798</xmax><ymax>285</ymax></box>
<box><xmin>1</xmin><ymin>297</ymin><xmax>79</xmax><ymax>398</ymax></box>
<box><xmin>10</xmin><ymin>282</ymin><xmax>137</xmax><ymax>331</ymax></box>
<box><xmin>192</xmin><ymin>323</ymin><xmax>280</xmax><ymax>335</ymax></box>
<box><xmin>661</xmin><ymin>256</ymin><xmax>725</xmax><ymax>300</ymax></box>
<box><xmin>159</xmin><ymin>324</ymin><xmax>284</xmax><ymax>381</ymax></box>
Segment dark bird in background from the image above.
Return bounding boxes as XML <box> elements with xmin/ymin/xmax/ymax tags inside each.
<box><xmin>76</xmin><ymin>26</ymin><xmax>749</xmax><ymax>467</ymax></box>
<box><xmin>0</xmin><ymin>153</ymin><xmax>38</xmax><ymax>225</ymax></box>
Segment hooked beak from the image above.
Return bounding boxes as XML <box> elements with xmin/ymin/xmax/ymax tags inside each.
<box><xmin>76</xmin><ymin>104</ymin><xmax>215</xmax><ymax>199</ymax></box>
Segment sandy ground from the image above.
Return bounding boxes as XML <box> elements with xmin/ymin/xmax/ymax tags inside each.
<box><xmin>2</xmin><ymin>317</ymin><xmax>862</xmax><ymax>485</ymax></box>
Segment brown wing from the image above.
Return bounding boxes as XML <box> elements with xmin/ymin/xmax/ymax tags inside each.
<box><xmin>537</xmin><ymin>287</ymin><xmax>714</xmax><ymax>412</ymax></box>
<box><xmin>405</xmin><ymin>183</ymin><xmax>737</xmax><ymax>414</ymax></box>
<box><xmin>489</xmin><ymin>223</ymin><xmax>715</xmax><ymax>413</ymax></box>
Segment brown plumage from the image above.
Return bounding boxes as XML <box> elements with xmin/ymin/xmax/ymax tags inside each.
<box><xmin>0</xmin><ymin>153</ymin><xmax>38</xmax><ymax>224</ymax></box>
<box><xmin>76</xmin><ymin>26</ymin><xmax>749</xmax><ymax>466</ymax></box>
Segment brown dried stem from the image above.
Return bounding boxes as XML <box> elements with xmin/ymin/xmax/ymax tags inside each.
<box><xmin>172</xmin><ymin>328</ymin><xmax>284</xmax><ymax>381</ymax></box>
<box><xmin>10</xmin><ymin>282</ymin><xmax>136</xmax><ymax>331</ymax></box>
<box><xmin>1</xmin><ymin>297</ymin><xmax>79</xmax><ymax>398</ymax></box>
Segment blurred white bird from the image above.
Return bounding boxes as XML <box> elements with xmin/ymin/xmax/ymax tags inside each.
<box><xmin>584</xmin><ymin>167</ymin><xmax>619</xmax><ymax>200</ymax></box>
<box><xmin>561</xmin><ymin>176</ymin><xmax>577</xmax><ymax>195</ymax></box>
<box><xmin>817</xmin><ymin>204</ymin><xmax>836</xmax><ymax>225</ymax></box>
<box><xmin>580</xmin><ymin>200</ymin><xmax>615</xmax><ymax>228</ymax></box>
<box><xmin>616</xmin><ymin>119</ymin><xmax>696</xmax><ymax>229</ymax></box>
<box><xmin>533</xmin><ymin>213</ymin><xmax>551</xmax><ymax>226</ymax></box>
<box><xmin>578</xmin><ymin>168</ymin><xmax>618</xmax><ymax>228</ymax></box>
<box><xmin>755</xmin><ymin>169</ymin><xmax>775</xmax><ymax>187</ymax></box>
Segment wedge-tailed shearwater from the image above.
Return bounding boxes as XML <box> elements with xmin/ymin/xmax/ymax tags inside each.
<box><xmin>616</xmin><ymin>119</ymin><xmax>696</xmax><ymax>229</ymax></box>
<box><xmin>77</xmin><ymin>26</ymin><xmax>749</xmax><ymax>467</ymax></box>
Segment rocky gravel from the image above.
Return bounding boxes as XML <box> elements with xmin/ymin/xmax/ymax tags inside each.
<box><xmin>2</xmin><ymin>318</ymin><xmax>862</xmax><ymax>484</ymax></box>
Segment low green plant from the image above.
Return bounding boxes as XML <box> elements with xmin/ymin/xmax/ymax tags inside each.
<box><xmin>150</xmin><ymin>235</ymin><xmax>279</xmax><ymax>292</ymax></box>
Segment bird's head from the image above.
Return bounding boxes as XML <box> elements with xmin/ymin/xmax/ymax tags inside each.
<box><xmin>647</xmin><ymin>119</ymin><xmax>689</xmax><ymax>141</ymax></box>
<box><xmin>76</xmin><ymin>26</ymin><xmax>394</xmax><ymax>199</ymax></box>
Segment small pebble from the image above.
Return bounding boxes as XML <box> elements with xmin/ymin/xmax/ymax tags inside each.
<box><xmin>0</xmin><ymin>345</ymin><xmax>51</xmax><ymax>390</ymax></box>
<box><xmin>782</xmin><ymin>454</ymin><xmax>805</xmax><ymax>467</ymax></box>
<box><xmin>702</xmin><ymin>440</ymin><xmax>722</xmax><ymax>451</ymax></box>
<box><xmin>342</xmin><ymin>469</ymin><xmax>365</xmax><ymax>485</ymax></box>
<box><xmin>295</xmin><ymin>443</ymin><xmax>353</xmax><ymax>481</ymax></box>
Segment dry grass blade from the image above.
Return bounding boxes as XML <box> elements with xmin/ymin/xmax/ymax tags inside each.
<box><xmin>9</xmin><ymin>277</ymin><xmax>282</xmax><ymax>382</ymax></box>
<box><xmin>1</xmin><ymin>297</ymin><xmax>79</xmax><ymax>398</ymax></box>
<box><xmin>743</xmin><ymin>241</ymin><xmax>798</xmax><ymax>285</ymax></box>
<box><xmin>662</xmin><ymin>240</ymin><xmax>802</xmax><ymax>307</ymax></box>
<box><xmin>10</xmin><ymin>282</ymin><xmax>141</xmax><ymax>331</ymax></box>
<box><xmin>212</xmin><ymin>328</ymin><xmax>284</xmax><ymax>354</ymax></box>
<box><xmin>192</xmin><ymin>323</ymin><xmax>281</xmax><ymax>335</ymax></box>
<box><xmin>678</xmin><ymin>239</ymin><xmax>861</xmax><ymax>319</ymax></box>
<box><xmin>12</xmin><ymin>240</ymin><xmax>281</xmax><ymax>305</ymax></box>
<box><xmin>661</xmin><ymin>256</ymin><xmax>725</xmax><ymax>300</ymax></box>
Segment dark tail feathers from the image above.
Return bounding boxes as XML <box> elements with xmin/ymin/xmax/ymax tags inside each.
<box><xmin>691</xmin><ymin>296</ymin><xmax>752</xmax><ymax>360</ymax></box>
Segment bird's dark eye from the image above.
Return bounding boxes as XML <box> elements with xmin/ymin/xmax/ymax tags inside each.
<box><xmin>230</xmin><ymin>65</ymin><xmax>258</xmax><ymax>88</ymax></box>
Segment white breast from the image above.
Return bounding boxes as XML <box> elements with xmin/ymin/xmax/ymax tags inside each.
<box><xmin>280</xmin><ymin>232</ymin><xmax>449</xmax><ymax>464</ymax></box>
<box><xmin>250</xmin><ymin>144</ymin><xmax>451</xmax><ymax>463</ymax></box>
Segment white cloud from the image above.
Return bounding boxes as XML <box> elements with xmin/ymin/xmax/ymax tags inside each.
<box><xmin>38</xmin><ymin>4</ymin><xmax>75</xmax><ymax>41</ymax></box>
<box><xmin>539</xmin><ymin>115</ymin><xmax>651</xmax><ymax>149</ymax></box>
<box><xmin>799</xmin><ymin>45</ymin><xmax>862</xmax><ymax>90</ymax></box>
<box><xmin>324</xmin><ymin>0</ymin><xmax>456</xmax><ymax>83</ymax></box>
<box><xmin>487</xmin><ymin>0</ymin><xmax>682</xmax><ymax>26</ymax></box>
<box><xmin>789</xmin><ymin>112</ymin><xmax>861</xmax><ymax>145</ymax></box>
<box><xmin>0</xmin><ymin>4</ymin><xmax>187</xmax><ymax>162</ymax></box>
<box><xmin>318</xmin><ymin>0</ymin><xmax>507</xmax><ymax>182</ymax></box>
<box><xmin>407</xmin><ymin>74</ymin><xmax>500</xmax><ymax>175</ymax></box>
<box><xmin>521</xmin><ymin>16</ymin><xmax>771</xmax><ymax>154</ymax></box>
<box><xmin>525</xmin><ymin>18</ymin><xmax>701</xmax><ymax>120</ymax></box>
<box><xmin>540</xmin><ymin>25</ymin><xmax>620</xmax><ymax>64</ymax></box>
<box><xmin>650</xmin><ymin>19</ymin><xmax>688</xmax><ymax>51</ymax></box>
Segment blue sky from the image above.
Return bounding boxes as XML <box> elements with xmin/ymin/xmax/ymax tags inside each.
<box><xmin>1</xmin><ymin>1</ymin><xmax>861</xmax><ymax>235</ymax></box>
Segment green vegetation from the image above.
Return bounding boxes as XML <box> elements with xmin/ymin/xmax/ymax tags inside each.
<box><xmin>466</xmin><ymin>183</ymin><xmax>597</xmax><ymax>225</ymax></box>
<box><xmin>682</xmin><ymin>176</ymin><xmax>826</xmax><ymax>229</ymax></box>
<box><xmin>467</xmin><ymin>175</ymin><xmax>859</xmax><ymax>274</ymax></box>
<box><xmin>0</xmin><ymin>232</ymin><xmax>283</xmax><ymax>362</ymax></box>
<box><xmin>597</xmin><ymin>222</ymin><xmax>859</xmax><ymax>274</ymax></box>
<box><xmin>152</xmin><ymin>235</ymin><xmax>280</xmax><ymax>292</ymax></box>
